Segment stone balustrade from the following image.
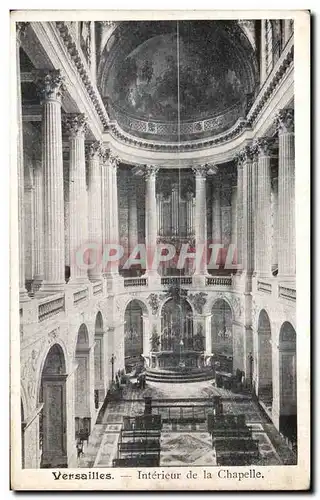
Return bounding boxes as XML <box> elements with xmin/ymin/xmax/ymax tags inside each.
<box><xmin>92</xmin><ymin>281</ymin><xmax>103</xmax><ymax>296</ymax></box>
<box><xmin>38</xmin><ymin>293</ymin><xmax>65</xmax><ymax>322</ymax></box>
<box><xmin>73</xmin><ymin>287</ymin><xmax>89</xmax><ymax>305</ymax></box>
<box><xmin>205</xmin><ymin>276</ymin><xmax>232</xmax><ymax>287</ymax></box>
<box><xmin>124</xmin><ymin>277</ymin><xmax>148</xmax><ymax>288</ymax></box>
<box><xmin>278</xmin><ymin>284</ymin><xmax>296</xmax><ymax>301</ymax></box>
<box><xmin>257</xmin><ymin>280</ymin><xmax>272</xmax><ymax>294</ymax></box>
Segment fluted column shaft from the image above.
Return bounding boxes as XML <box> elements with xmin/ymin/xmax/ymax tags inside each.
<box><xmin>145</xmin><ymin>166</ymin><xmax>159</xmax><ymax>274</ymax></box>
<box><xmin>65</xmin><ymin>114</ymin><xmax>89</xmax><ymax>283</ymax></box>
<box><xmin>236</xmin><ymin>159</ymin><xmax>244</xmax><ymax>269</ymax></box>
<box><xmin>212</xmin><ymin>181</ymin><xmax>221</xmax><ymax>243</ymax></box>
<box><xmin>102</xmin><ymin>151</ymin><xmax>119</xmax><ymax>276</ymax></box>
<box><xmin>255</xmin><ymin>138</ymin><xmax>273</xmax><ymax>276</ymax></box>
<box><xmin>186</xmin><ymin>192</ymin><xmax>193</xmax><ymax>236</ymax></box>
<box><xmin>88</xmin><ymin>141</ymin><xmax>103</xmax><ymax>280</ymax></box>
<box><xmin>36</xmin><ymin>70</ymin><xmax>66</xmax><ymax>293</ymax></box>
<box><xmin>110</xmin><ymin>156</ymin><xmax>120</xmax><ymax>247</ymax></box>
<box><xmin>16</xmin><ymin>23</ymin><xmax>29</xmax><ymax>301</ymax></box>
<box><xmin>193</xmin><ymin>167</ymin><xmax>208</xmax><ymax>275</ymax></box>
<box><xmin>128</xmin><ymin>180</ymin><xmax>138</xmax><ymax>253</ymax></box>
<box><xmin>277</xmin><ymin>109</ymin><xmax>295</xmax><ymax>278</ymax></box>
<box><xmin>171</xmin><ymin>184</ymin><xmax>179</xmax><ymax>236</ymax></box>
<box><xmin>33</xmin><ymin>159</ymin><xmax>44</xmax><ymax>287</ymax></box>
<box><xmin>242</xmin><ymin>147</ymin><xmax>254</xmax><ymax>276</ymax></box>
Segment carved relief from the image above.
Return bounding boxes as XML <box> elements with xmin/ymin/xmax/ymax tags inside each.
<box><xmin>148</xmin><ymin>293</ymin><xmax>160</xmax><ymax>315</ymax></box>
<box><xmin>188</xmin><ymin>292</ymin><xmax>207</xmax><ymax>314</ymax></box>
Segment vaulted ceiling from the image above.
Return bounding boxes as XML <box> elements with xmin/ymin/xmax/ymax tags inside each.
<box><xmin>97</xmin><ymin>21</ymin><xmax>259</xmax><ymax>141</ymax></box>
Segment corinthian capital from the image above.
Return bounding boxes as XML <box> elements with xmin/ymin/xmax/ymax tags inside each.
<box><xmin>34</xmin><ymin>69</ymin><xmax>66</xmax><ymax>103</ymax></box>
<box><xmin>255</xmin><ymin>137</ymin><xmax>275</xmax><ymax>157</ymax></box>
<box><xmin>63</xmin><ymin>113</ymin><xmax>88</xmax><ymax>138</ymax></box>
<box><xmin>144</xmin><ymin>165</ymin><xmax>159</xmax><ymax>179</ymax></box>
<box><xmin>109</xmin><ymin>154</ymin><xmax>121</xmax><ymax>169</ymax></box>
<box><xmin>192</xmin><ymin>163</ymin><xmax>218</xmax><ymax>178</ymax></box>
<box><xmin>276</xmin><ymin>108</ymin><xmax>294</xmax><ymax>134</ymax></box>
<box><xmin>16</xmin><ymin>22</ymin><xmax>29</xmax><ymax>44</ymax></box>
<box><xmin>86</xmin><ymin>140</ymin><xmax>103</xmax><ymax>160</ymax></box>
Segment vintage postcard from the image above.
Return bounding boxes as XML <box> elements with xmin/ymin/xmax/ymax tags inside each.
<box><xmin>10</xmin><ymin>9</ymin><xmax>310</xmax><ymax>490</ymax></box>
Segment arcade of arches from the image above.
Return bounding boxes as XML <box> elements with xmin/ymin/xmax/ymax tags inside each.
<box><xmin>17</xmin><ymin>19</ymin><xmax>298</xmax><ymax>468</ymax></box>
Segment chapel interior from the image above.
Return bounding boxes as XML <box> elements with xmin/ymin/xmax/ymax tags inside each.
<box><xmin>17</xmin><ymin>19</ymin><xmax>297</xmax><ymax>468</ymax></box>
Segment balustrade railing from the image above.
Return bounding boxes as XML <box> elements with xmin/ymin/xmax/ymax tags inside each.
<box><xmin>257</xmin><ymin>280</ymin><xmax>272</xmax><ymax>294</ymax></box>
<box><xmin>73</xmin><ymin>288</ymin><xmax>89</xmax><ymax>305</ymax></box>
<box><xmin>124</xmin><ymin>277</ymin><xmax>148</xmax><ymax>288</ymax></box>
<box><xmin>92</xmin><ymin>281</ymin><xmax>103</xmax><ymax>296</ymax></box>
<box><xmin>38</xmin><ymin>294</ymin><xmax>65</xmax><ymax>322</ymax></box>
<box><xmin>206</xmin><ymin>276</ymin><xmax>232</xmax><ymax>287</ymax></box>
<box><xmin>161</xmin><ymin>276</ymin><xmax>192</xmax><ymax>286</ymax></box>
<box><xmin>278</xmin><ymin>285</ymin><xmax>296</xmax><ymax>301</ymax></box>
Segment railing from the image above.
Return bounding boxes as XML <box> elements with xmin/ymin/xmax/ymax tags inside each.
<box><xmin>257</xmin><ymin>280</ymin><xmax>272</xmax><ymax>294</ymax></box>
<box><xmin>206</xmin><ymin>276</ymin><xmax>232</xmax><ymax>287</ymax></box>
<box><xmin>124</xmin><ymin>278</ymin><xmax>148</xmax><ymax>288</ymax></box>
<box><xmin>92</xmin><ymin>281</ymin><xmax>103</xmax><ymax>296</ymax></box>
<box><xmin>38</xmin><ymin>294</ymin><xmax>65</xmax><ymax>322</ymax></box>
<box><xmin>73</xmin><ymin>288</ymin><xmax>89</xmax><ymax>305</ymax></box>
<box><xmin>279</xmin><ymin>285</ymin><xmax>296</xmax><ymax>301</ymax></box>
<box><xmin>161</xmin><ymin>276</ymin><xmax>192</xmax><ymax>286</ymax></box>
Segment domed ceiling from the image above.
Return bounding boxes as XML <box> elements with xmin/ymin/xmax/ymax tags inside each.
<box><xmin>98</xmin><ymin>21</ymin><xmax>259</xmax><ymax>141</ymax></box>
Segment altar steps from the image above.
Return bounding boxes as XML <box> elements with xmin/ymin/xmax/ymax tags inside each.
<box><xmin>146</xmin><ymin>368</ymin><xmax>213</xmax><ymax>383</ymax></box>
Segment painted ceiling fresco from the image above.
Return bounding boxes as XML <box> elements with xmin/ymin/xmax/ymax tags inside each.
<box><xmin>109</xmin><ymin>31</ymin><xmax>246</xmax><ymax>122</ymax></box>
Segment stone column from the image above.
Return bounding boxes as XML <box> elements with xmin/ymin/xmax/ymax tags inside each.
<box><xmin>277</xmin><ymin>109</ymin><xmax>295</xmax><ymax>279</ymax></box>
<box><xmin>231</xmin><ymin>185</ymin><xmax>237</xmax><ymax>245</ymax></box>
<box><xmin>16</xmin><ymin>23</ymin><xmax>29</xmax><ymax>301</ymax></box>
<box><xmin>212</xmin><ymin>180</ymin><xmax>221</xmax><ymax>244</ymax></box>
<box><xmin>255</xmin><ymin>138</ymin><xmax>273</xmax><ymax>276</ymax></box>
<box><xmin>145</xmin><ymin>166</ymin><xmax>160</xmax><ymax>278</ymax></box>
<box><xmin>271</xmin><ymin>177</ymin><xmax>279</xmax><ymax>271</ymax></box>
<box><xmin>192</xmin><ymin>166</ymin><xmax>209</xmax><ymax>276</ymax></box>
<box><xmin>186</xmin><ymin>191</ymin><xmax>194</xmax><ymax>236</ymax></box>
<box><xmin>87</xmin><ymin>141</ymin><xmax>103</xmax><ymax>281</ymax></box>
<box><xmin>171</xmin><ymin>183</ymin><xmax>179</xmax><ymax>236</ymax></box>
<box><xmin>64</xmin><ymin>113</ymin><xmax>89</xmax><ymax>284</ymax></box>
<box><xmin>128</xmin><ymin>178</ymin><xmax>138</xmax><ymax>254</ymax></box>
<box><xmin>36</xmin><ymin>70</ymin><xmax>66</xmax><ymax>294</ymax></box>
<box><xmin>33</xmin><ymin>158</ymin><xmax>44</xmax><ymax>291</ymax></box>
<box><xmin>241</xmin><ymin>145</ymin><xmax>255</xmax><ymax>278</ymax></box>
<box><xmin>24</xmin><ymin>163</ymin><xmax>35</xmax><ymax>288</ymax></box>
<box><xmin>110</xmin><ymin>154</ymin><xmax>120</xmax><ymax>247</ymax></box>
<box><xmin>235</xmin><ymin>155</ymin><xmax>244</xmax><ymax>271</ymax></box>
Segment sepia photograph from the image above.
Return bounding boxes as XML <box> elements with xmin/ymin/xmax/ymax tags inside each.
<box><xmin>10</xmin><ymin>9</ymin><xmax>310</xmax><ymax>491</ymax></box>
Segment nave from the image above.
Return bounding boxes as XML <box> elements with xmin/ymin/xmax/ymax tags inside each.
<box><xmin>77</xmin><ymin>380</ymin><xmax>297</xmax><ymax>468</ymax></box>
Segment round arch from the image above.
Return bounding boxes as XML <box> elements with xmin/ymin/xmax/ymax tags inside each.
<box><xmin>74</xmin><ymin>324</ymin><xmax>92</xmax><ymax>442</ymax></box>
<box><xmin>279</xmin><ymin>321</ymin><xmax>297</xmax><ymax>447</ymax></box>
<box><xmin>39</xmin><ymin>343</ymin><xmax>67</xmax><ymax>468</ymax></box>
<box><xmin>257</xmin><ymin>309</ymin><xmax>273</xmax><ymax>410</ymax></box>
<box><xmin>124</xmin><ymin>299</ymin><xmax>147</xmax><ymax>372</ymax></box>
<box><xmin>94</xmin><ymin>311</ymin><xmax>105</xmax><ymax>407</ymax></box>
<box><xmin>211</xmin><ymin>298</ymin><xmax>233</xmax><ymax>374</ymax></box>
<box><xmin>161</xmin><ymin>297</ymin><xmax>194</xmax><ymax>351</ymax></box>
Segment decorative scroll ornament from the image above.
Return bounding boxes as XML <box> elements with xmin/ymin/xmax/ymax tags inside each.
<box><xmin>109</xmin><ymin>153</ymin><xmax>121</xmax><ymax>168</ymax></box>
<box><xmin>276</xmin><ymin>108</ymin><xmax>294</xmax><ymax>134</ymax></box>
<box><xmin>34</xmin><ymin>69</ymin><xmax>66</xmax><ymax>102</ymax></box>
<box><xmin>87</xmin><ymin>140</ymin><xmax>103</xmax><ymax>160</ymax></box>
<box><xmin>16</xmin><ymin>22</ymin><xmax>29</xmax><ymax>43</ymax></box>
<box><xmin>63</xmin><ymin>113</ymin><xmax>88</xmax><ymax>138</ymax></box>
<box><xmin>148</xmin><ymin>293</ymin><xmax>160</xmax><ymax>315</ymax></box>
<box><xmin>188</xmin><ymin>292</ymin><xmax>208</xmax><ymax>314</ymax></box>
<box><xmin>255</xmin><ymin>137</ymin><xmax>275</xmax><ymax>157</ymax></box>
<box><xmin>192</xmin><ymin>164</ymin><xmax>218</xmax><ymax>178</ymax></box>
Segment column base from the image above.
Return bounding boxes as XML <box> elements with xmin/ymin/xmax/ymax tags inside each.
<box><xmin>192</xmin><ymin>273</ymin><xmax>207</xmax><ymax>287</ymax></box>
<box><xmin>143</xmin><ymin>270</ymin><xmax>160</xmax><ymax>287</ymax></box>
<box><xmin>32</xmin><ymin>276</ymin><xmax>43</xmax><ymax>294</ymax></box>
<box><xmin>67</xmin><ymin>277</ymin><xmax>90</xmax><ymax>287</ymax></box>
<box><xmin>104</xmin><ymin>273</ymin><xmax>124</xmax><ymax>292</ymax></box>
<box><xmin>19</xmin><ymin>287</ymin><xmax>30</xmax><ymax>302</ymax></box>
<box><xmin>36</xmin><ymin>281</ymin><xmax>66</xmax><ymax>296</ymax></box>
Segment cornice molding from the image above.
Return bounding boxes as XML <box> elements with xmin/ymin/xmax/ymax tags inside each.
<box><xmin>55</xmin><ymin>21</ymin><xmax>109</xmax><ymax>130</ymax></box>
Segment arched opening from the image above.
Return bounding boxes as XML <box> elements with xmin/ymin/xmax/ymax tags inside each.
<box><xmin>257</xmin><ymin>310</ymin><xmax>273</xmax><ymax>411</ymax></box>
<box><xmin>94</xmin><ymin>312</ymin><xmax>105</xmax><ymax>408</ymax></box>
<box><xmin>124</xmin><ymin>300</ymin><xmax>146</xmax><ymax>373</ymax></box>
<box><xmin>157</xmin><ymin>297</ymin><xmax>196</xmax><ymax>369</ymax></box>
<box><xmin>39</xmin><ymin>344</ymin><xmax>67</xmax><ymax>468</ymax></box>
<box><xmin>211</xmin><ymin>299</ymin><xmax>233</xmax><ymax>374</ymax></box>
<box><xmin>279</xmin><ymin>322</ymin><xmax>297</xmax><ymax>449</ymax></box>
<box><xmin>21</xmin><ymin>399</ymin><xmax>25</xmax><ymax>468</ymax></box>
<box><xmin>74</xmin><ymin>324</ymin><xmax>91</xmax><ymax>445</ymax></box>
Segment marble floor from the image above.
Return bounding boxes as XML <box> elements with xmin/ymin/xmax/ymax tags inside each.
<box><xmin>77</xmin><ymin>380</ymin><xmax>297</xmax><ymax>468</ymax></box>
